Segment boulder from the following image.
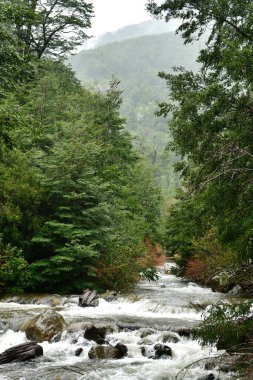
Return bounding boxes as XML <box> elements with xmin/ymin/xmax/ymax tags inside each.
<box><xmin>0</xmin><ymin>342</ymin><xmax>43</xmax><ymax>364</ymax></box>
<box><xmin>22</xmin><ymin>310</ymin><xmax>65</xmax><ymax>343</ymax></box>
<box><xmin>160</xmin><ymin>331</ymin><xmax>180</xmax><ymax>344</ymax></box>
<box><xmin>101</xmin><ymin>291</ymin><xmax>118</xmax><ymax>302</ymax></box>
<box><xmin>196</xmin><ymin>375</ymin><xmax>215</xmax><ymax>380</ymax></box>
<box><xmin>141</xmin><ymin>344</ymin><xmax>172</xmax><ymax>359</ymax></box>
<box><xmin>139</xmin><ymin>328</ymin><xmax>156</xmax><ymax>338</ymax></box>
<box><xmin>75</xmin><ymin>348</ymin><xmax>83</xmax><ymax>357</ymax></box>
<box><xmin>84</xmin><ymin>325</ymin><xmax>107</xmax><ymax>344</ymax></box>
<box><xmin>154</xmin><ymin>343</ymin><xmax>172</xmax><ymax>359</ymax></box>
<box><xmin>88</xmin><ymin>343</ymin><xmax>127</xmax><ymax>359</ymax></box>
<box><xmin>177</xmin><ymin>328</ymin><xmax>191</xmax><ymax>338</ymax></box>
<box><xmin>79</xmin><ymin>289</ymin><xmax>99</xmax><ymax>307</ymax></box>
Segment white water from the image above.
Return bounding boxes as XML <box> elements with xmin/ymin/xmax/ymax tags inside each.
<box><xmin>0</xmin><ymin>264</ymin><xmax>234</xmax><ymax>380</ymax></box>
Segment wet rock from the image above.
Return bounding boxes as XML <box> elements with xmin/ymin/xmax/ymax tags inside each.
<box><xmin>139</xmin><ymin>328</ymin><xmax>156</xmax><ymax>338</ymax></box>
<box><xmin>84</xmin><ymin>325</ymin><xmax>107</xmax><ymax>344</ymax></box>
<box><xmin>50</xmin><ymin>297</ymin><xmax>63</xmax><ymax>307</ymax></box>
<box><xmin>196</xmin><ymin>374</ymin><xmax>215</xmax><ymax>380</ymax></box>
<box><xmin>0</xmin><ymin>320</ymin><xmax>8</xmax><ymax>332</ymax></box>
<box><xmin>88</xmin><ymin>343</ymin><xmax>127</xmax><ymax>359</ymax></box>
<box><xmin>22</xmin><ymin>310</ymin><xmax>65</xmax><ymax>343</ymax></box>
<box><xmin>177</xmin><ymin>328</ymin><xmax>191</xmax><ymax>338</ymax></box>
<box><xmin>228</xmin><ymin>285</ymin><xmax>242</xmax><ymax>296</ymax></box>
<box><xmin>141</xmin><ymin>344</ymin><xmax>172</xmax><ymax>359</ymax></box>
<box><xmin>101</xmin><ymin>291</ymin><xmax>118</xmax><ymax>302</ymax></box>
<box><xmin>79</xmin><ymin>289</ymin><xmax>99</xmax><ymax>307</ymax></box>
<box><xmin>117</xmin><ymin>322</ymin><xmax>143</xmax><ymax>331</ymax></box>
<box><xmin>154</xmin><ymin>343</ymin><xmax>172</xmax><ymax>359</ymax></box>
<box><xmin>0</xmin><ymin>342</ymin><xmax>43</xmax><ymax>364</ymax></box>
<box><xmin>75</xmin><ymin>348</ymin><xmax>83</xmax><ymax>357</ymax></box>
<box><xmin>219</xmin><ymin>364</ymin><xmax>233</xmax><ymax>373</ymax></box>
<box><xmin>160</xmin><ymin>331</ymin><xmax>180</xmax><ymax>344</ymax></box>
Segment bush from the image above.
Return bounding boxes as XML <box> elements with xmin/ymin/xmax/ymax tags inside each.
<box><xmin>196</xmin><ymin>301</ymin><xmax>253</xmax><ymax>352</ymax></box>
<box><xmin>0</xmin><ymin>238</ymin><xmax>30</xmax><ymax>292</ymax></box>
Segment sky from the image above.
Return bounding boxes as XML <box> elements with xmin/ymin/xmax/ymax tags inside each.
<box><xmin>90</xmin><ymin>0</ymin><xmax>152</xmax><ymax>37</ymax></box>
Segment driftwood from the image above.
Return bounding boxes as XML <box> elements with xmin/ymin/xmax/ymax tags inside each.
<box><xmin>0</xmin><ymin>342</ymin><xmax>43</xmax><ymax>365</ymax></box>
<box><xmin>79</xmin><ymin>289</ymin><xmax>99</xmax><ymax>307</ymax></box>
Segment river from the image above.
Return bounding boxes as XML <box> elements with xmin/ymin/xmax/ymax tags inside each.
<box><xmin>0</xmin><ymin>263</ymin><xmax>234</xmax><ymax>380</ymax></box>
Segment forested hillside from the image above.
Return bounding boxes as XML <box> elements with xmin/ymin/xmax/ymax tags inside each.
<box><xmin>0</xmin><ymin>1</ymin><xmax>162</xmax><ymax>294</ymax></box>
<box><xmin>69</xmin><ymin>29</ymin><xmax>201</xmax><ymax>192</ymax></box>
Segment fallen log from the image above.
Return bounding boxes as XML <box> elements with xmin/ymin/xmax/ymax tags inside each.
<box><xmin>0</xmin><ymin>342</ymin><xmax>43</xmax><ymax>365</ymax></box>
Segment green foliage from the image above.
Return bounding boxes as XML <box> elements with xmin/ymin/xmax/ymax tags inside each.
<box><xmin>0</xmin><ymin>3</ymin><xmax>164</xmax><ymax>293</ymax></box>
<box><xmin>146</xmin><ymin>4</ymin><xmax>253</xmax><ymax>370</ymax></box>
<box><xmin>147</xmin><ymin>0</ymin><xmax>253</xmax><ymax>264</ymax></box>
<box><xmin>140</xmin><ymin>267</ymin><xmax>159</xmax><ymax>282</ymax></box>
<box><xmin>196</xmin><ymin>302</ymin><xmax>253</xmax><ymax>352</ymax></box>
<box><xmin>0</xmin><ymin>237</ymin><xmax>30</xmax><ymax>292</ymax></box>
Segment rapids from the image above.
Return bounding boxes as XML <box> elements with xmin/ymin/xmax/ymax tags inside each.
<box><xmin>0</xmin><ymin>263</ymin><xmax>234</xmax><ymax>380</ymax></box>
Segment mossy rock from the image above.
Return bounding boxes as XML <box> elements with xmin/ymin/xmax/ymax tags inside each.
<box><xmin>22</xmin><ymin>310</ymin><xmax>65</xmax><ymax>342</ymax></box>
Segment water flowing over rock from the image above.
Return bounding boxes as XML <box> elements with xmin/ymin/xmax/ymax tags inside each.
<box><xmin>0</xmin><ymin>342</ymin><xmax>43</xmax><ymax>364</ymax></box>
<box><xmin>22</xmin><ymin>310</ymin><xmax>65</xmax><ymax>342</ymax></box>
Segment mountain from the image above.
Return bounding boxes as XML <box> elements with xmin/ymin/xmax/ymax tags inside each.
<box><xmin>94</xmin><ymin>19</ymin><xmax>179</xmax><ymax>47</ymax></box>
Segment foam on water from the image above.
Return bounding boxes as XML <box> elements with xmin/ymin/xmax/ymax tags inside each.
<box><xmin>60</xmin><ymin>297</ymin><xmax>201</xmax><ymax>321</ymax></box>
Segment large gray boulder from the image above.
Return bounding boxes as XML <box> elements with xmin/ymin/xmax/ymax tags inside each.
<box><xmin>22</xmin><ymin>310</ymin><xmax>65</xmax><ymax>343</ymax></box>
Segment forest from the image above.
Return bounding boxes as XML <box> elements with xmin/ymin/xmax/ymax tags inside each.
<box><xmin>0</xmin><ymin>0</ymin><xmax>253</xmax><ymax>377</ymax></box>
<box><xmin>0</xmin><ymin>0</ymin><xmax>162</xmax><ymax>294</ymax></box>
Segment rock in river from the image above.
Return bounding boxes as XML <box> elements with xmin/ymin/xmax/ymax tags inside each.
<box><xmin>79</xmin><ymin>289</ymin><xmax>99</xmax><ymax>307</ymax></box>
<box><xmin>88</xmin><ymin>343</ymin><xmax>128</xmax><ymax>359</ymax></box>
<box><xmin>22</xmin><ymin>310</ymin><xmax>65</xmax><ymax>342</ymax></box>
<box><xmin>84</xmin><ymin>325</ymin><xmax>107</xmax><ymax>344</ymax></box>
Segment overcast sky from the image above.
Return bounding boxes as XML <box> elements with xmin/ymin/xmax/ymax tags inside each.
<box><xmin>90</xmin><ymin>0</ymin><xmax>152</xmax><ymax>36</ymax></box>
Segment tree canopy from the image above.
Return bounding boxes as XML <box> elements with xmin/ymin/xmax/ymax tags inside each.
<box><xmin>2</xmin><ymin>0</ymin><xmax>93</xmax><ymax>58</ymax></box>
<box><xmin>146</xmin><ymin>0</ymin><xmax>253</xmax><ymax>273</ymax></box>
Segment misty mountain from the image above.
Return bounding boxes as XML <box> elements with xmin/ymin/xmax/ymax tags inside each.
<box><xmin>94</xmin><ymin>19</ymin><xmax>179</xmax><ymax>47</ymax></box>
<box><xmin>70</xmin><ymin>31</ymin><xmax>201</xmax><ymax>145</ymax></box>
<box><xmin>69</xmin><ymin>24</ymin><xmax>202</xmax><ymax>192</ymax></box>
